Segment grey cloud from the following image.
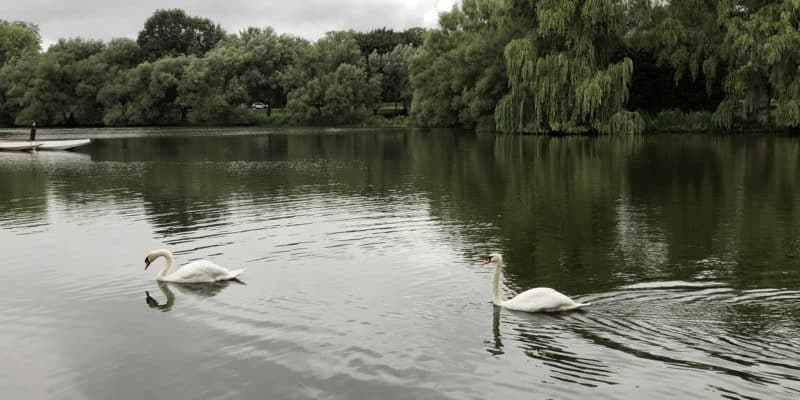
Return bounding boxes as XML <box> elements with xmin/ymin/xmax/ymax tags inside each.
<box><xmin>3</xmin><ymin>0</ymin><xmax>456</xmax><ymax>49</ymax></box>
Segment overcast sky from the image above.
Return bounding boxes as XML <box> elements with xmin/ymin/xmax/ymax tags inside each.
<box><xmin>4</xmin><ymin>0</ymin><xmax>459</xmax><ymax>49</ymax></box>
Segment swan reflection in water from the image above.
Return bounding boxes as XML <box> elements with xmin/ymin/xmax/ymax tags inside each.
<box><xmin>145</xmin><ymin>279</ymin><xmax>244</xmax><ymax>312</ymax></box>
<box><xmin>487</xmin><ymin>305</ymin><xmax>617</xmax><ymax>386</ymax></box>
<box><xmin>486</xmin><ymin>305</ymin><xmax>504</xmax><ymax>356</ymax></box>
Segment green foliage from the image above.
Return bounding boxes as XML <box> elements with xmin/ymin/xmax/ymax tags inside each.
<box><xmin>100</xmin><ymin>38</ymin><xmax>144</xmax><ymax>69</ymax></box>
<box><xmin>641</xmin><ymin>0</ymin><xmax>721</xmax><ymax>87</ymax></box>
<box><xmin>279</xmin><ymin>31</ymin><xmax>362</xmax><ymax>93</ymax></box>
<box><xmin>646</xmin><ymin>109</ymin><xmax>715</xmax><ymax>132</ymax></box>
<box><xmin>0</xmin><ymin>21</ymin><xmax>41</xmax><ymax>124</ymax></box>
<box><xmin>286</xmin><ymin>62</ymin><xmax>381</xmax><ymax>124</ymax></box>
<box><xmin>248</xmin><ymin>107</ymin><xmax>292</xmax><ymax>126</ymax></box>
<box><xmin>410</xmin><ymin>0</ymin><xmax>513</xmax><ymax>128</ymax></box>
<box><xmin>280</xmin><ymin>31</ymin><xmax>382</xmax><ymax>125</ymax></box>
<box><xmin>636</xmin><ymin>0</ymin><xmax>800</xmax><ymax>129</ymax></box>
<box><xmin>177</xmin><ymin>28</ymin><xmax>303</xmax><ymax>124</ymax></box>
<box><xmin>713</xmin><ymin>1</ymin><xmax>800</xmax><ymax>128</ymax></box>
<box><xmin>354</xmin><ymin>27</ymin><xmax>425</xmax><ymax>56</ymax></box>
<box><xmin>0</xmin><ymin>12</ymin><xmax>405</xmax><ymax>128</ymax></box>
<box><xmin>10</xmin><ymin>3</ymin><xmax>800</xmax><ymax>132</ymax></box>
<box><xmin>137</xmin><ymin>9</ymin><xmax>225</xmax><ymax>60</ymax></box>
<box><xmin>2</xmin><ymin>38</ymin><xmax>106</xmax><ymax>125</ymax></box>
<box><xmin>494</xmin><ymin>0</ymin><xmax>642</xmax><ymax>134</ymax></box>
<box><xmin>367</xmin><ymin>44</ymin><xmax>418</xmax><ymax>112</ymax></box>
<box><xmin>0</xmin><ymin>20</ymin><xmax>40</xmax><ymax>67</ymax></box>
<box><xmin>98</xmin><ymin>56</ymin><xmax>193</xmax><ymax>125</ymax></box>
<box><xmin>626</xmin><ymin>47</ymin><xmax>723</xmax><ymax>114</ymax></box>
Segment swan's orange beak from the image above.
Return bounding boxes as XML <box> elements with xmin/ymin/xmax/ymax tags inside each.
<box><xmin>144</xmin><ymin>257</ymin><xmax>151</xmax><ymax>270</ymax></box>
<box><xmin>481</xmin><ymin>257</ymin><xmax>491</xmax><ymax>266</ymax></box>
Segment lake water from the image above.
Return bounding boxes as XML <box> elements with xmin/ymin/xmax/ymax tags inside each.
<box><xmin>1</xmin><ymin>127</ymin><xmax>799</xmax><ymax>399</ymax></box>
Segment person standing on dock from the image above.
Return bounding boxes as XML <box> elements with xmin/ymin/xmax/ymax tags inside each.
<box><xmin>29</xmin><ymin>121</ymin><xmax>36</xmax><ymax>141</ymax></box>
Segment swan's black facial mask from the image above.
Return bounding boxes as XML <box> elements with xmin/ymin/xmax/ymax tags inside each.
<box><xmin>482</xmin><ymin>257</ymin><xmax>491</xmax><ymax>265</ymax></box>
<box><xmin>145</xmin><ymin>256</ymin><xmax>151</xmax><ymax>270</ymax></box>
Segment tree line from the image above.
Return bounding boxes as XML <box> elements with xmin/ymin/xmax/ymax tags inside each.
<box><xmin>0</xmin><ymin>10</ymin><xmax>421</xmax><ymax>127</ymax></box>
<box><xmin>2</xmin><ymin>1</ymin><xmax>800</xmax><ymax>133</ymax></box>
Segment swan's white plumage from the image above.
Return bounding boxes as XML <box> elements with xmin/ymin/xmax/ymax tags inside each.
<box><xmin>145</xmin><ymin>249</ymin><xmax>246</xmax><ymax>283</ymax></box>
<box><xmin>485</xmin><ymin>253</ymin><xmax>589</xmax><ymax>312</ymax></box>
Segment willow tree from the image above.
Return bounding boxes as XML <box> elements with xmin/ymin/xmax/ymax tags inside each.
<box><xmin>495</xmin><ymin>0</ymin><xmax>643</xmax><ymax>134</ymax></box>
<box><xmin>714</xmin><ymin>1</ymin><xmax>800</xmax><ymax>128</ymax></box>
<box><xmin>640</xmin><ymin>0</ymin><xmax>800</xmax><ymax>129</ymax></box>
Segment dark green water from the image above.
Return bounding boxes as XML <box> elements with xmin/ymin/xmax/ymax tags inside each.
<box><xmin>1</xmin><ymin>127</ymin><xmax>799</xmax><ymax>399</ymax></box>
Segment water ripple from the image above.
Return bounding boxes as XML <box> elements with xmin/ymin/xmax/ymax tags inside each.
<box><xmin>492</xmin><ymin>280</ymin><xmax>800</xmax><ymax>399</ymax></box>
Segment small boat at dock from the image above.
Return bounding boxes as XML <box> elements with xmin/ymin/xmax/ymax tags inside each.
<box><xmin>0</xmin><ymin>141</ymin><xmax>40</xmax><ymax>151</ymax></box>
<box><xmin>0</xmin><ymin>139</ymin><xmax>91</xmax><ymax>151</ymax></box>
<box><xmin>32</xmin><ymin>139</ymin><xmax>92</xmax><ymax>150</ymax></box>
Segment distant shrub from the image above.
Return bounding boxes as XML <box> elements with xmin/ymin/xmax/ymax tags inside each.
<box><xmin>646</xmin><ymin>110</ymin><xmax>715</xmax><ymax>132</ymax></box>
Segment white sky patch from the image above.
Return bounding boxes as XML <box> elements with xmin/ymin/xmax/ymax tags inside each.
<box><xmin>3</xmin><ymin>0</ymin><xmax>462</xmax><ymax>51</ymax></box>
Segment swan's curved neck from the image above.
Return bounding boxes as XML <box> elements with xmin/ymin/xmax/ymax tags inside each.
<box><xmin>492</xmin><ymin>262</ymin><xmax>504</xmax><ymax>305</ymax></box>
<box><xmin>154</xmin><ymin>250</ymin><xmax>174</xmax><ymax>279</ymax></box>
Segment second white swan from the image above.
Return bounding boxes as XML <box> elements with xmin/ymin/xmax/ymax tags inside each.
<box><xmin>144</xmin><ymin>249</ymin><xmax>246</xmax><ymax>283</ymax></box>
<box><xmin>483</xmin><ymin>253</ymin><xmax>590</xmax><ymax>312</ymax></box>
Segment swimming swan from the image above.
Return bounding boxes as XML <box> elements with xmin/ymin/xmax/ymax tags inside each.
<box><xmin>483</xmin><ymin>253</ymin><xmax>589</xmax><ymax>312</ymax></box>
<box><xmin>144</xmin><ymin>249</ymin><xmax>246</xmax><ymax>283</ymax></box>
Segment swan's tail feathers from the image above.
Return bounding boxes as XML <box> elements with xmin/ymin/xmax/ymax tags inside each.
<box><xmin>225</xmin><ymin>268</ymin><xmax>247</xmax><ymax>280</ymax></box>
<box><xmin>564</xmin><ymin>302</ymin><xmax>591</xmax><ymax>311</ymax></box>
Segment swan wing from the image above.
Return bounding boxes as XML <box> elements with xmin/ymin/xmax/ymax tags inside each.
<box><xmin>162</xmin><ymin>260</ymin><xmax>245</xmax><ymax>283</ymax></box>
<box><xmin>503</xmin><ymin>287</ymin><xmax>588</xmax><ymax>312</ymax></box>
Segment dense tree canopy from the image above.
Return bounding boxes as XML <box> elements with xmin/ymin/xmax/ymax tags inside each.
<box><xmin>493</xmin><ymin>0</ymin><xmax>643</xmax><ymax>134</ymax></box>
<box><xmin>98</xmin><ymin>56</ymin><xmax>193</xmax><ymax>126</ymax></box>
<box><xmin>0</xmin><ymin>21</ymin><xmax>41</xmax><ymax>124</ymax></box>
<box><xmin>137</xmin><ymin>9</ymin><xmax>225</xmax><ymax>60</ymax></box>
<box><xmin>2</xmin><ymin>3</ymin><xmax>800</xmax><ymax>132</ymax></box>
<box><xmin>283</xmin><ymin>31</ymin><xmax>381</xmax><ymax>123</ymax></box>
<box><xmin>628</xmin><ymin>0</ymin><xmax>800</xmax><ymax>130</ymax></box>
<box><xmin>1</xmin><ymin>38</ymin><xmax>106</xmax><ymax>125</ymax></box>
<box><xmin>0</xmin><ymin>20</ymin><xmax>40</xmax><ymax>67</ymax></box>
<box><xmin>177</xmin><ymin>28</ymin><xmax>303</xmax><ymax>124</ymax></box>
<box><xmin>368</xmin><ymin>43</ymin><xmax>417</xmax><ymax>112</ymax></box>
<box><xmin>715</xmin><ymin>1</ymin><xmax>800</xmax><ymax>128</ymax></box>
<box><xmin>410</xmin><ymin>0</ymin><xmax>514</xmax><ymax>129</ymax></box>
<box><xmin>354</xmin><ymin>27</ymin><xmax>425</xmax><ymax>56</ymax></box>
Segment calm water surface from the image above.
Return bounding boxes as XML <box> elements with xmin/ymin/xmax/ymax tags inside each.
<box><xmin>1</xmin><ymin>127</ymin><xmax>799</xmax><ymax>399</ymax></box>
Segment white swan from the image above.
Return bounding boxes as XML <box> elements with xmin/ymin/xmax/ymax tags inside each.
<box><xmin>144</xmin><ymin>249</ymin><xmax>246</xmax><ymax>283</ymax></box>
<box><xmin>483</xmin><ymin>253</ymin><xmax>590</xmax><ymax>312</ymax></box>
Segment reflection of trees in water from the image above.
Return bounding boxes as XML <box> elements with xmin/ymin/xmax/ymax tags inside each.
<box><xmin>409</xmin><ymin>133</ymin><xmax>641</xmax><ymax>293</ymax></box>
<box><xmin>626</xmin><ymin>137</ymin><xmax>726</xmax><ymax>265</ymax></box>
<box><xmin>613</xmin><ymin>195</ymin><xmax>669</xmax><ymax>279</ymax></box>
<box><xmin>411</xmin><ymin>133</ymin><xmax>800</xmax><ymax>292</ymax></box>
<box><xmin>624</xmin><ymin>136</ymin><xmax>800</xmax><ymax>285</ymax></box>
<box><xmin>0</xmin><ymin>153</ymin><xmax>48</xmax><ymax>228</ymax></box>
<box><xmin>1</xmin><ymin>130</ymin><xmax>421</xmax><ymax>234</ymax></box>
<box><xmin>2</xmin><ymin>130</ymin><xmax>799</xmax><ymax>291</ymax></box>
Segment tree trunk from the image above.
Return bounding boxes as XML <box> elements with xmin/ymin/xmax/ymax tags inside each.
<box><xmin>756</xmin><ymin>85</ymin><xmax>770</xmax><ymax>126</ymax></box>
